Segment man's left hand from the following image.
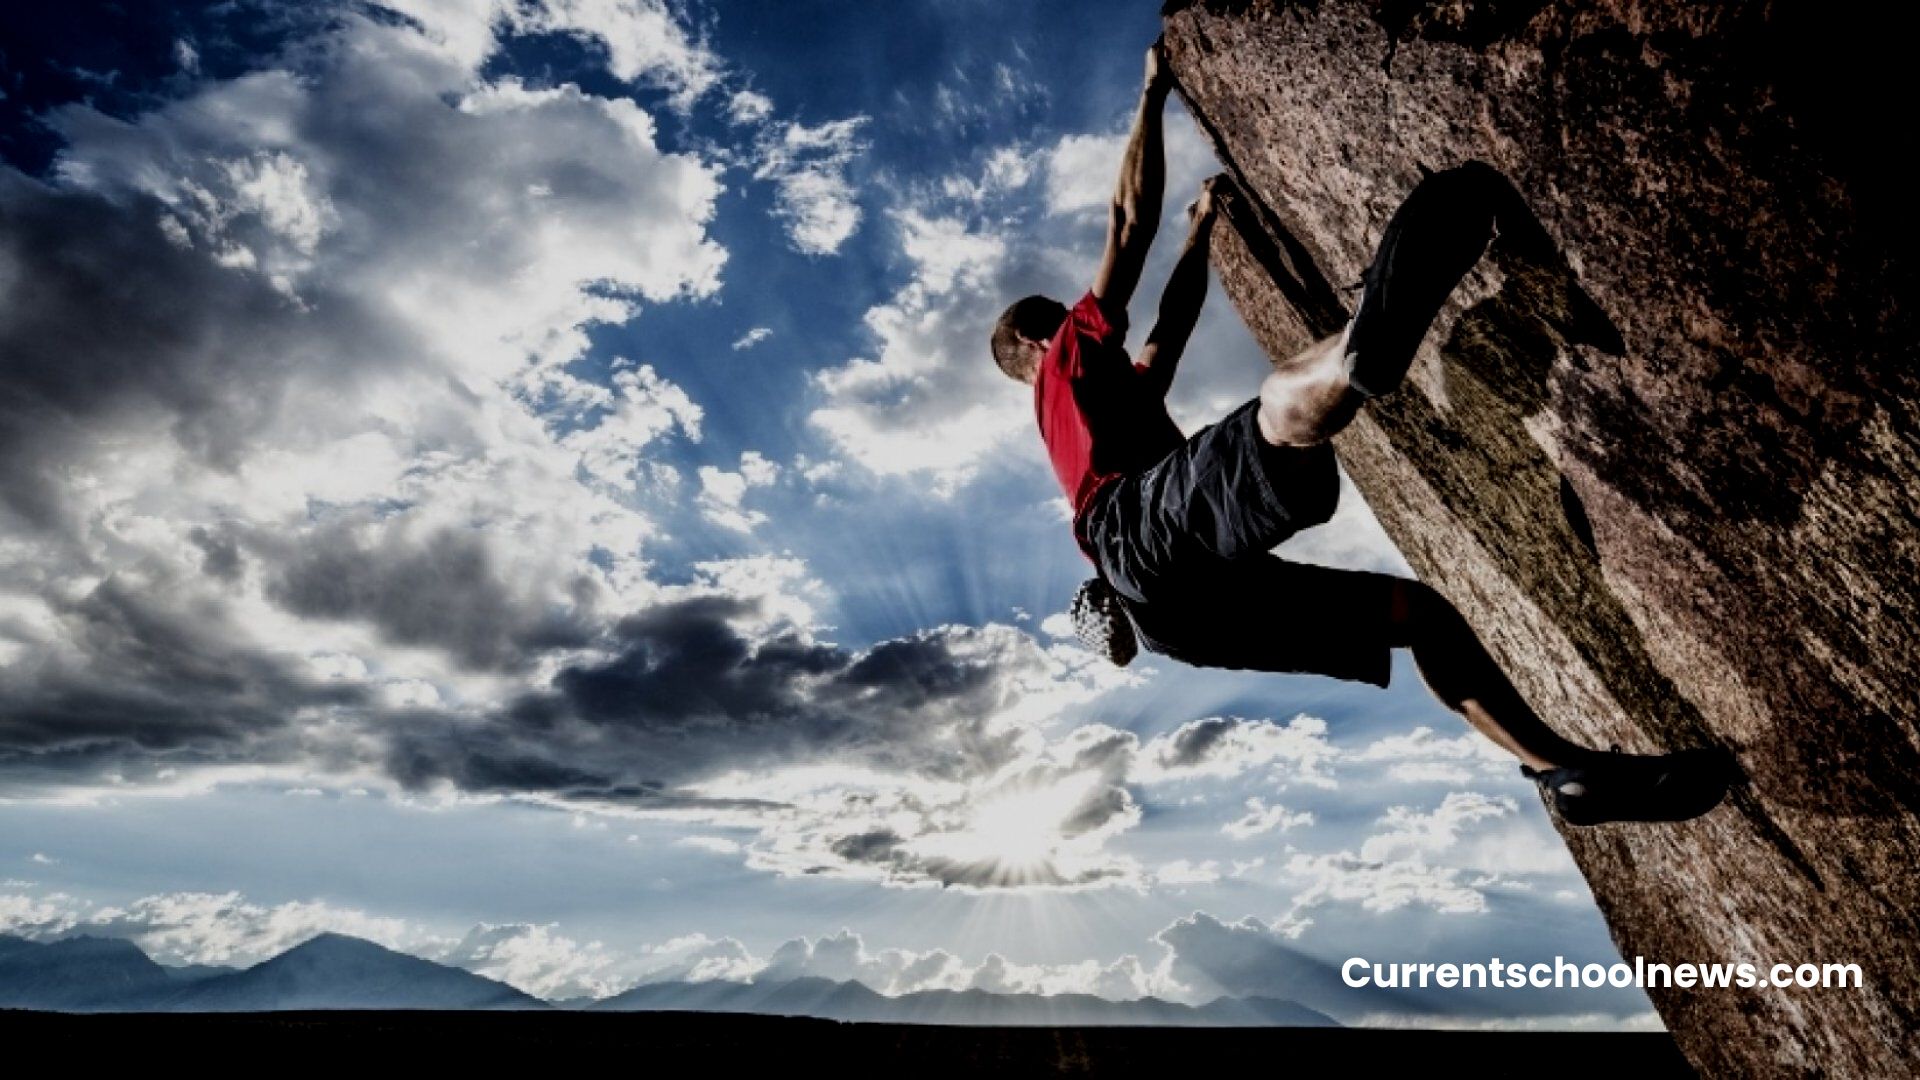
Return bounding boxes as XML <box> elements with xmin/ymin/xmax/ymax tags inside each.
<box><xmin>1188</xmin><ymin>173</ymin><xmax>1228</xmax><ymax>228</ymax></box>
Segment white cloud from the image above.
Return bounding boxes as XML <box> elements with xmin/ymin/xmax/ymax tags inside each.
<box><xmin>750</xmin><ymin>927</ymin><xmax>1180</xmax><ymax>1002</ymax></box>
<box><xmin>1354</xmin><ymin>725</ymin><xmax>1514</xmax><ymax>783</ymax></box>
<box><xmin>1222</xmin><ymin>796</ymin><xmax>1314</xmax><ymax>839</ymax></box>
<box><xmin>432</xmin><ymin>922</ymin><xmax>624</xmax><ymax>1000</ymax></box>
<box><xmin>1275</xmin><ymin>792</ymin><xmax>1524</xmax><ymax>925</ymax></box>
<box><xmin>697</xmin><ymin>450</ymin><xmax>780</xmax><ymax>533</ymax></box>
<box><xmin>942</xmin><ymin>145</ymin><xmax>1036</xmax><ymax>204</ymax></box>
<box><xmin>560</xmin><ymin>364</ymin><xmax>705</xmax><ymax>491</ymax></box>
<box><xmin>753</xmin><ymin>117</ymin><xmax>870</xmax><ymax>255</ymax></box>
<box><xmin>727</xmin><ymin>89</ymin><xmax>774</xmax><ymax>125</ymax></box>
<box><xmin>1359</xmin><ymin>792</ymin><xmax>1517</xmax><ymax>864</ymax></box>
<box><xmin>28</xmin><ymin>853</ymin><xmax>56</xmax><ymax>865</ymax></box>
<box><xmin>1281</xmin><ymin>851</ymin><xmax>1495</xmax><ymax>917</ymax></box>
<box><xmin>1045</xmin><ymin>132</ymin><xmax>1128</xmax><ymax>215</ymax></box>
<box><xmin>808</xmin><ymin>208</ymin><xmax>1028</xmax><ymax>493</ymax></box>
<box><xmin>376</xmin><ymin>0</ymin><xmax>722</xmax><ymax>107</ymax></box>
<box><xmin>1135</xmin><ymin>715</ymin><xmax>1339</xmax><ymax>788</ymax></box>
<box><xmin>721</xmin><ymin>710</ymin><xmax>1149</xmax><ymax>893</ymax></box>
<box><xmin>1154</xmin><ymin>859</ymin><xmax>1221</xmax><ymax>886</ymax></box>
<box><xmin>731</xmin><ymin>326</ymin><xmax>774</xmax><ymax>350</ymax></box>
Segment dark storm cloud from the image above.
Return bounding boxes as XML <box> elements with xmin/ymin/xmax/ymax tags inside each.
<box><xmin>382</xmin><ymin>594</ymin><xmax>1042</xmax><ymax>799</ymax></box>
<box><xmin>263</xmin><ymin>521</ymin><xmax>598</xmax><ymax>672</ymax></box>
<box><xmin>0</xmin><ymin>571</ymin><xmax>358</xmax><ymax>778</ymax></box>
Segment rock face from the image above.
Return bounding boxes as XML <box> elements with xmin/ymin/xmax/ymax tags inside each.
<box><xmin>1162</xmin><ymin>1</ymin><xmax>1918</xmax><ymax>1074</ymax></box>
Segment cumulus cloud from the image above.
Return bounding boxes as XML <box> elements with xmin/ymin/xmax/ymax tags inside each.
<box><xmin>1045</xmin><ymin>132</ymin><xmax>1132</xmax><ymax>216</ymax></box>
<box><xmin>1134</xmin><ymin>715</ymin><xmax>1339</xmax><ymax>787</ymax></box>
<box><xmin>752</xmin><ymin>117</ymin><xmax>870</xmax><ymax>255</ymax></box>
<box><xmin>1222</xmin><ymin>796</ymin><xmax>1314</xmax><ymax>839</ymax></box>
<box><xmin>1352</xmin><ymin>726</ymin><xmax>1513</xmax><ymax>783</ymax></box>
<box><xmin>808</xmin><ymin>207</ymin><xmax>1030</xmax><ymax>492</ymax></box>
<box><xmin>697</xmin><ymin>451</ymin><xmax>779</xmax><ymax>533</ymax></box>
<box><xmin>1275</xmin><ymin>792</ymin><xmax>1524</xmax><ymax>927</ymax></box>
<box><xmin>432</xmin><ymin>922</ymin><xmax>625</xmax><ymax>1000</ymax></box>
<box><xmin>0</xmin><ymin>7</ymin><xmax>739</xmax><ymax>795</ymax></box>
<box><xmin>378</xmin><ymin>0</ymin><xmax>722</xmax><ymax>106</ymax></box>
<box><xmin>1154</xmin><ymin>859</ymin><xmax>1221</xmax><ymax>886</ymax></box>
<box><xmin>1360</xmin><ymin>792</ymin><xmax>1517</xmax><ymax>865</ymax></box>
<box><xmin>727</xmin><ymin>89</ymin><xmax>774</xmax><ymax>125</ymax></box>
<box><xmin>713</xmin><ymin>926</ymin><xmax>1177</xmax><ymax>1001</ymax></box>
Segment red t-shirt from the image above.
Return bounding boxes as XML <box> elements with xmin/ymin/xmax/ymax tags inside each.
<box><xmin>1034</xmin><ymin>290</ymin><xmax>1186</xmax><ymax>560</ymax></box>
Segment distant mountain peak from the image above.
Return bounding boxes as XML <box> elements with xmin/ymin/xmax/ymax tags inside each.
<box><xmin>286</xmin><ymin>931</ymin><xmax>392</xmax><ymax>954</ymax></box>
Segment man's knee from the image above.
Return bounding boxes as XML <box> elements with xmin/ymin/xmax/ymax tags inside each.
<box><xmin>1391</xmin><ymin>579</ymin><xmax>1453</xmax><ymax>633</ymax></box>
<box><xmin>1258</xmin><ymin>369</ymin><xmax>1365</xmax><ymax>447</ymax></box>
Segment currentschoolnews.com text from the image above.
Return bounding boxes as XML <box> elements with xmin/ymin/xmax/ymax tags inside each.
<box><xmin>1342</xmin><ymin>956</ymin><xmax>1865</xmax><ymax>991</ymax></box>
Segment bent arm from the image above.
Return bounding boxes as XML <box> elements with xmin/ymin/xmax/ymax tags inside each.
<box><xmin>1091</xmin><ymin>42</ymin><xmax>1172</xmax><ymax>319</ymax></box>
<box><xmin>1137</xmin><ymin>179</ymin><xmax>1221</xmax><ymax>397</ymax></box>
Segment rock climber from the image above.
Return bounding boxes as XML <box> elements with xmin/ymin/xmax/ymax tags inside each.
<box><xmin>988</xmin><ymin>39</ymin><xmax>1729</xmax><ymax>826</ymax></box>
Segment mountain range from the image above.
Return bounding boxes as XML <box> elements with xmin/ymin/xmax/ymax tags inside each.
<box><xmin>0</xmin><ymin>931</ymin><xmax>1336</xmax><ymax>1025</ymax></box>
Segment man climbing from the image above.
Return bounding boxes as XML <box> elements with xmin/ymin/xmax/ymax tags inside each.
<box><xmin>989</xmin><ymin>40</ymin><xmax>1730</xmax><ymax>826</ymax></box>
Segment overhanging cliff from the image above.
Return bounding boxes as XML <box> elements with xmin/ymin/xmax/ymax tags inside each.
<box><xmin>1162</xmin><ymin>1</ymin><xmax>1919</xmax><ymax>1074</ymax></box>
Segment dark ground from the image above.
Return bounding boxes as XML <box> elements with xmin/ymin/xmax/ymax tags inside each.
<box><xmin>2</xmin><ymin>1009</ymin><xmax>1696</xmax><ymax>1074</ymax></box>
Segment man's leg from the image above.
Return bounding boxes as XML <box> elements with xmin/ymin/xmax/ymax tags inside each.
<box><xmin>1256</xmin><ymin>329</ymin><xmax>1364</xmax><ymax>447</ymax></box>
<box><xmin>1384</xmin><ymin>578</ymin><xmax>1600</xmax><ymax>771</ymax></box>
<box><xmin>1385</xmin><ymin>576</ymin><xmax>1733</xmax><ymax>828</ymax></box>
<box><xmin>1253</xmin><ymin>161</ymin><xmax>1508</xmax><ymax>449</ymax></box>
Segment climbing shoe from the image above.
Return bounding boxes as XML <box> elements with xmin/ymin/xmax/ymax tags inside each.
<box><xmin>1070</xmin><ymin>576</ymin><xmax>1138</xmax><ymax>667</ymax></box>
<box><xmin>1342</xmin><ymin>162</ymin><xmax>1499</xmax><ymax>399</ymax></box>
<box><xmin>1521</xmin><ymin>746</ymin><xmax>1733</xmax><ymax>826</ymax></box>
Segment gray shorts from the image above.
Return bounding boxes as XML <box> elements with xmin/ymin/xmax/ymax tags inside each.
<box><xmin>1077</xmin><ymin>396</ymin><xmax>1398</xmax><ymax>688</ymax></box>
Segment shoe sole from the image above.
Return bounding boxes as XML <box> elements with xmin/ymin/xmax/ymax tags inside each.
<box><xmin>1553</xmin><ymin>748</ymin><xmax>1735</xmax><ymax>826</ymax></box>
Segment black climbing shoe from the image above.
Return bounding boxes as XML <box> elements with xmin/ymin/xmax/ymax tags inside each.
<box><xmin>1521</xmin><ymin>746</ymin><xmax>1733</xmax><ymax>826</ymax></box>
<box><xmin>1342</xmin><ymin>163</ymin><xmax>1499</xmax><ymax>399</ymax></box>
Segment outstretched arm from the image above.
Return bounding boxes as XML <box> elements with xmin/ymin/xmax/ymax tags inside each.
<box><xmin>1091</xmin><ymin>40</ymin><xmax>1173</xmax><ymax>318</ymax></box>
<box><xmin>1137</xmin><ymin>176</ymin><xmax>1222</xmax><ymax>397</ymax></box>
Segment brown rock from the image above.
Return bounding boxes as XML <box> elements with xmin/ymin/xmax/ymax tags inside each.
<box><xmin>1162</xmin><ymin>0</ymin><xmax>1920</xmax><ymax>1074</ymax></box>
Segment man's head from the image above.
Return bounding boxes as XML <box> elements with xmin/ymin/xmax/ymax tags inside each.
<box><xmin>991</xmin><ymin>295</ymin><xmax>1067</xmax><ymax>385</ymax></box>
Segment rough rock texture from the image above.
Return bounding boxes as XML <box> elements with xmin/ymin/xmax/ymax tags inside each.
<box><xmin>1162</xmin><ymin>1</ymin><xmax>1919</xmax><ymax>1075</ymax></box>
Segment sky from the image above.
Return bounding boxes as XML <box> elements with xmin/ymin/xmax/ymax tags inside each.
<box><xmin>0</xmin><ymin>0</ymin><xmax>1654</xmax><ymax>1024</ymax></box>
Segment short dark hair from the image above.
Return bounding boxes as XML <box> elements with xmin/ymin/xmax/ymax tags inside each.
<box><xmin>991</xmin><ymin>295</ymin><xmax>1066</xmax><ymax>381</ymax></box>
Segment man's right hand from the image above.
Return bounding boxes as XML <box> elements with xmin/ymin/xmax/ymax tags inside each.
<box><xmin>1144</xmin><ymin>38</ymin><xmax>1173</xmax><ymax>96</ymax></box>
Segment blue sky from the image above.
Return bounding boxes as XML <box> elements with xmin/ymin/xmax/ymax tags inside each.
<box><xmin>0</xmin><ymin>0</ymin><xmax>1651</xmax><ymax>1022</ymax></box>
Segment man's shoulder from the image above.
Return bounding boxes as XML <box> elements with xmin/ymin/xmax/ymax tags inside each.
<box><xmin>1069</xmin><ymin>289</ymin><xmax>1128</xmax><ymax>344</ymax></box>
